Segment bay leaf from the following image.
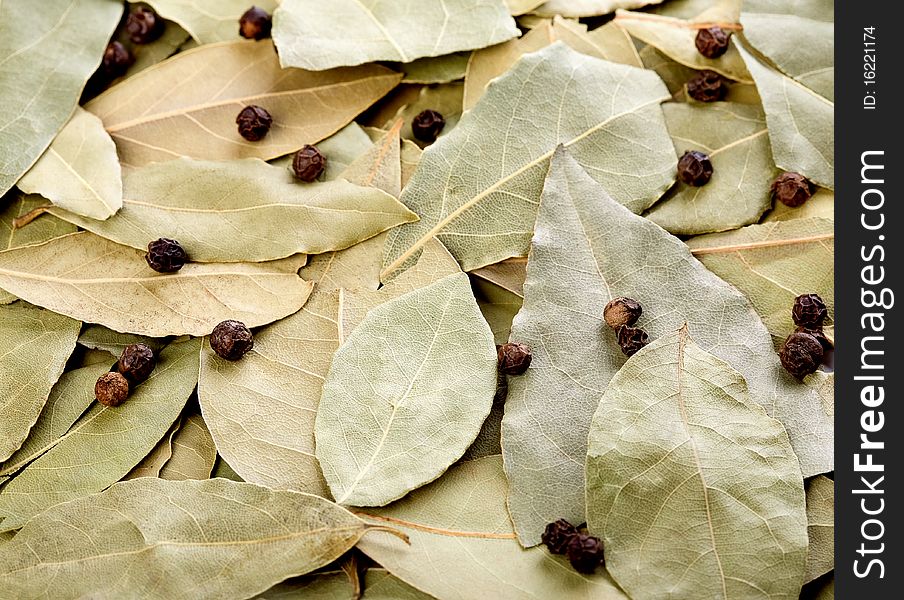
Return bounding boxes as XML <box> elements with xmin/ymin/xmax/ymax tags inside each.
<box><xmin>0</xmin><ymin>303</ymin><xmax>79</xmax><ymax>463</ymax></box>
<box><xmin>472</xmin><ymin>275</ymin><xmax>523</xmax><ymax>345</ymax></box>
<box><xmin>0</xmin><ymin>232</ymin><xmax>313</xmax><ymax>337</ymax></box>
<box><xmin>505</xmin><ymin>0</ymin><xmax>545</xmax><ymax>15</ymax></box>
<box><xmin>0</xmin><ymin>339</ymin><xmax>199</xmax><ymax>531</ymax></box>
<box><xmin>363</xmin><ymin>569</ymin><xmax>435</xmax><ymax>599</ymax></box>
<box><xmin>398</xmin><ymin>53</ymin><xmax>471</xmax><ymax>85</ymax></box>
<box><xmin>736</xmin><ymin>42</ymin><xmax>833</xmax><ymax>189</ymax></box>
<box><xmin>86</xmin><ymin>41</ymin><xmax>402</xmax><ymax>166</ymax></box>
<box><xmin>18</xmin><ymin>107</ymin><xmax>122</xmax><ymax>220</ymax></box>
<box><xmin>638</xmin><ymin>43</ymin><xmax>760</xmax><ymax>102</ymax></box>
<box><xmin>120</xmin><ymin>19</ymin><xmax>191</xmax><ymax>78</ymax></box>
<box><xmin>0</xmin><ymin>0</ymin><xmax>122</xmax><ymax>196</ymax></box>
<box><xmin>74</xmin><ymin>348</ymin><xmax>118</xmax><ymax>368</ymax></box>
<box><xmin>585</xmin><ymin>327</ymin><xmax>808</xmax><ymax>599</ymax></box>
<box><xmin>401</xmin><ymin>139</ymin><xmax>422</xmax><ymax>188</ymax></box>
<box><xmin>614</xmin><ymin>10</ymin><xmax>751</xmax><ymax>82</ymax></box>
<box><xmin>805</xmin><ymin>475</ymin><xmax>834</xmax><ymax>583</ymax></box>
<box><xmin>211</xmin><ymin>456</ymin><xmax>243</xmax><ymax>482</ymax></box>
<box><xmin>0</xmin><ymin>478</ymin><xmax>400</xmax><ymax>598</ymax></box>
<box><xmin>272</xmin><ymin>0</ymin><xmax>519</xmax><ymax>71</ymax></box>
<box><xmin>123</xmin><ymin>417</ymin><xmax>181</xmax><ymax>480</ymax></box>
<box><xmin>650</xmin><ymin>0</ymin><xmax>741</xmax><ymax>20</ymax></box>
<box><xmin>502</xmin><ymin>149</ymin><xmax>831</xmax><ymax>546</ymax></box>
<box><xmin>253</xmin><ymin>570</ymin><xmax>357</xmax><ymax>600</ymax></box>
<box><xmin>764</xmin><ymin>187</ymin><xmax>834</xmax><ymax>222</ymax></box>
<box><xmin>366</xmin><ymin>84</ymin><xmax>464</xmax><ymax>148</ymax></box>
<box><xmin>0</xmin><ymin>362</ymin><xmax>107</xmax><ymax>478</ymax></box>
<box><xmin>687</xmin><ymin>217</ymin><xmax>834</xmax><ymax>350</ymax></box>
<box><xmin>77</xmin><ymin>324</ymin><xmax>167</xmax><ymax>356</ymax></box>
<box><xmin>358</xmin><ymin>455</ymin><xmax>628</xmax><ymax>599</ymax></box>
<box><xmin>144</xmin><ymin>0</ymin><xmax>279</xmax><ymax>44</ymax></box>
<box><xmin>464</xmin><ymin>18</ymin><xmax>642</xmax><ymax>110</ymax></box>
<box><xmin>48</xmin><ymin>157</ymin><xmax>416</xmax><ymax>263</ymax></box>
<box><xmin>645</xmin><ymin>102</ymin><xmax>777</xmax><ymax>234</ymax></box>
<box><xmin>532</xmin><ymin>0</ymin><xmax>664</xmax><ymax>17</ymax></box>
<box><xmin>316</xmin><ymin>123</ymin><xmax>377</xmax><ymax>180</ymax></box>
<box><xmin>158</xmin><ymin>413</ymin><xmax>216</xmax><ymax>481</ymax></box>
<box><xmin>383</xmin><ymin>42</ymin><xmax>675</xmax><ymax>278</ymax></box>
<box><xmin>316</xmin><ymin>272</ymin><xmax>497</xmax><ymax>506</ymax></box>
<box><xmin>740</xmin><ymin>0</ymin><xmax>833</xmax><ymax>100</ymax></box>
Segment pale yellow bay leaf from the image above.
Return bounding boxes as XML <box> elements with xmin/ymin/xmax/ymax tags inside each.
<box><xmin>159</xmin><ymin>413</ymin><xmax>216</xmax><ymax>480</ymax></box>
<box><xmin>77</xmin><ymin>324</ymin><xmax>166</xmax><ymax>356</ymax></box>
<box><xmin>764</xmin><ymin>188</ymin><xmax>834</xmax><ymax>222</ymax></box>
<box><xmin>144</xmin><ymin>0</ymin><xmax>279</xmax><ymax>44</ymax></box>
<box><xmin>0</xmin><ymin>232</ymin><xmax>312</xmax><ymax>337</ymax></box>
<box><xmin>86</xmin><ymin>41</ymin><xmax>402</xmax><ymax>166</ymax></box>
<box><xmin>505</xmin><ymin>0</ymin><xmax>545</xmax><ymax>15</ymax></box>
<box><xmin>123</xmin><ymin>417</ymin><xmax>181</xmax><ymax>480</ymax></box>
<box><xmin>532</xmin><ymin>0</ymin><xmax>664</xmax><ymax>17</ymax></box>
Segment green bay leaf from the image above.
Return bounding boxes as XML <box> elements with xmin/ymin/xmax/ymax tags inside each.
<box><xmin>398</xmin><ymin>52</ymin><xmax>471</xmax><ymax>85</ymax></box>
<box><xmin>0</xmin><ymin>339</ymin><xmax>200</xmax><ymax>531</ymax></box>
<box><xmin>158</xmin><ymin>413</ymin><xmax>216</xmax><ymax>481</ymax></box>
<box><xmin>383</xmin><ymin>42</ymin><xmax>675</xmax><ymax>278</ymax></box>
<box><xmin>502</xmin><ymin>149</ymin><xmax>831</xmax><ymax>546</ymax></box>
<box><xmin>272</xmin><ymin>0</ymin><xmax>518</xmax><ymax>71</ymax></box>
<box><xmin>0</xmin><ymin>232</ymin><xmax>313</xmax><ymax>337</ymax></box>
<box><xmin>764</xmin><ymin>187</ymin><xmax>833</xmax><ymax>222</ymax></box>
<box><xmin>123</xmin><ymin>417</ymin><xmax>181</xmax><ymax>480</ymax></box>
<box><xmin>316</xmin><ymin>273</ymin><xmax>496</xmax><ymax>506</ymax></box>
<box><xmin>805</xmin><ymin>475</ymin><xmax>834</xmax><ymax>583</ymax></box>
<box><xmin>585</xmin><ymin>327</ymin><xmax>808</xmax><ymax>599</ymax></box>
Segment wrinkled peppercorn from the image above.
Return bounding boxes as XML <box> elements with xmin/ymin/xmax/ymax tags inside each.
<box><xmin>792</xmin><ymin>293</ymin><xmax>828</xmax><ymax>328</ymax></box>
<box><xmin>239</xmin><ymin>6</ymin><xmax>272</xmax><ymax>40</ymax></box>
<box><xmin>146</xmin><ymin>238</ymin><xmax>188</xmax><ymax>273</ymax></box>
<box><xmin>101</xmin><ymin>41</ymin><xmax>133</xmax><ymax>78</ymax></box>
<box><xmin>617</xmin><ymin>326</ymin><xmax>649</xmax><ymax>357</ymax></box>
<box><xmin>695</xmin><ymin>27</ymin><xmax>731</xmax><ymax>58</ymax></box>
<box><xmin>292</xmin><ymin>145</ymin><xmax>327</xmax><ymax>182</ymax></box>
<box><xmin>541</xmin><ymin>520</ymin><xmax>578</xmax><ymax>555</ymax></box>
<box><xmin>686</xmin><ymin>70</ymin><xmax>728</xmax><ymax>103</ymax></box>
<box><xmin>117</xmin><ymin>343</ymin><xmax>156</xmax><ymax>383</ymax></box>
<box><xmin>411</xmin><ymin>109</ymin><xmax>446</xmax><ymax>143</ymax></box>
<box><xmin>604</xmin><ymin>297</ymin><xmax>642</xmax><ymax>330</ymax></box>
<box><xmin>677</xmin><ymin>150</ymin><xmax>714</xmax><ymax>186</ymax></box>
<box><xmin>566</xmin><ymin>534</ymin><xmax>605</xmax><ymax>574</ymax></box>
<box><xmin>795</xmin><ymin>326</ymin><xmax>833</xmax><ymax>351</ymax></box>
<box><xmin>779</xmin><ymin>331</ymin><xmax>824</xmax><ymax>380</ymax></box>
<box><xmin>126</xmin><ymin>7</ymin><xmax>164</xmax><ymax>44</ymax></box>
<box><xmin>211</xmin><ymin>320</ymin><xmax>255</xmax><ymax>361</ymax></box>
<box><xmin>771</xmin><ymin>172</ymin><xmax>815</xmax><ymax>207</ymax></box>
<box><xmin>95</xmin><ymin>372</ymin><xmax>130</xmax><ymax>407</ymax></box>
<box><xmin>498</xmin><ymin>342</ymin><xmax>532</xmax><ymax>375</ymax></box>
<box><xmin>236</xmin><ymin>105</ymin><xmax>272</xmax><ymax>141</ymax></box>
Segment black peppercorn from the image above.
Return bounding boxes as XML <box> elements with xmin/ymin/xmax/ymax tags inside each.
<box><xmin>95</xmin><ymin>372</ymin><xmax>130</xmax><ymax>407</ymax></box>
<box><xmin>566</xmin><ymin>534</ymin><xmax>605</xmax><ymax>574</ymax></box>
<box><xmin>541</xmin><ymin>520</ymin><xmax>578</xmax><ymax>555</ymax></box>
<box><xmin>411</xmin><ymin>109</ymin><xmax>446</xmax><ymax>143</ymax></box>
<box><xmin>792</xmin><ymin>293</ymin><xmax>828</xmax><ymax>328</ymax></box>
<box><xmin>498</xmin><ymin>342</ymin><xmax>532</xmax><ymax>375</ymax></box>
<box><xmin>779</xmin><ymin>331</ymin><xmax>824</xmax><ymax>380</ymax></box>
<box><xmin>101</xmin><ymin>41</ymin><xmax>133</xmax><ymax>79</ymax></box>
<box><xmin>677</xmin><ymin>150</ymin><xmax>714</xmax><ymax>186</ymax></box>
<box><xmin>117</xmin><ymin>343</ymin><xmax>156</xmax><ymax>383</ymax></box>
<box><xmin>695</xmin><ymin>27</ymin><xmax>731</xmax><ymax>58</ymax></box>
<box><xmin>211</xmin><ymin>320</ymin><xmax>255</xmax><ymax>361</ymax></box>
<box><xmin>146</xmin><ymin>238</ymin><xmax>188</xmax><ymax>273</ymax></box>
<box><xmin>795</xmin><ymin>326</ymin><xmax>833</xmax><ymax>351</ymax></box>
<box><xmin>686</xmin><ymin>70</ymin><xmax>728</xmax><ymax>103</ymax></box>
<box><xmin>603</xmin><ymin>297</ymin><xmax>642</xmax><ymax>330</ymax></box>
<box><xmin>126</xmin><ymin>7</ymin><xmax>165</xmax><ymax>44</ymax></box>
<box><xmin>771</xmin><ymin>172</ymin><xmax>815</xmax><ymax>207</ymax></box>
<box><xmin>617</xmin><ymin>326</ymin><xmax>649</xmax><ymax>357</ymax></box>
<box><xmin>292</xmin><ymin>145</ymin><xmax>327</xmax><ymax>182</ymax></box>
<box><xmin>236</xmin><ymin>105</ymin><xmax>273</xmax><ymax>141</ymax></box>
<box><xmin>239</xmin><ymin>6</ymin><xmax>272</xmax><ymax>40</ymax></box>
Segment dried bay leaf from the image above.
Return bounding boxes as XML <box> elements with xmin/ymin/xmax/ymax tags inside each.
<box><xmin>764</xmin><ymin>188</ymin><xmax>833</xmax><ymax>222</ymax></box>
<box><xmin>18</xmin><ymin>108</ymin><xmax>122</xmax><ymax>220</ymax></box>
<box><xmin>650</xmin><ymin>0</ymin><xmax>741</xmax><ymax>20</ymax></box>
<box><xmin>687</xmin><ymin>217</ymin><xmax>834</xmax><ymax>350</ymax></box>
<box><xmin>736</xmin><ymin>42</ymin><xmax>833</xmax><ymax>189</ymax></box>
<box><xmin>253</xmin><ymin>570</ymin><xmax>358</xmax><ymax>600</ymax></box>
<box><xmin>49</xmin><ymin>158</ymin><xmax>416</xmax><ymax>263</ymax></box>
<box><xmin>0</xmin><ymin>362</ymin><xmax>107</xmax><ymax>478</ymax></box>
<box><xmin>158</xmin><ymin>413</ymin><xmax>216</xmax><ymax>481</ymax></box>
<box><xmin>0</xmin><ymin>339</ymin><xmax>200</xmax><ymax>531</ymax></box>
<box><xmin>398</xmin><ymin>52</ymin><xmax>471</xmax><ymax>84</ymax></box>
<box><xmin>645</xmin><ymin>102</ymin><xmax>777</xmax><ymax>234</ymax></box>
<box><xmin>0</xmin><ymin>478</ymin><xmax>400</xmax><ymax>598</ymax></box>
<box><xmin>86</xmin><ymin>41</ymin><xmax>402</xmax><ymax>166</ymax></box>
<box><xmin>316</xmin><ymin>123</ymin><xmax>377</xmax><ymax>180</ymax></box>
<box><xmin>144</xmin><ymin>0</ymin><xmax>279</xmax><ymax>44</ymax></box>
<box><xmin>383</xmin><ymin>43</ymin><xmax>675</xmax><ymax>278</ymax></box>
<box><xmin>505</xmin><ymin>0</ymin><xmax>545</xmax><ymax>15</ymax></box>
<box><xmin>638</xmin><ymin>44</ymin><xmax>759</xmax><ymax>102</ymax></box>
<box><xmin>272</xmin><ymin>0</ymin><xmax>519</xmax><ymax>71</ymax></box>
<box><xmin>363</xmin><ymin>569</ymin><xmax>435</xmax><ymax>600</ymax></box>
<box><xmin>358</xmin><ymin>456</ymin><xmax>628</xmax><ymax>599</ymax></box>
<box><xmin>0</xmin><ymin>303</ymin><xmax>79</xmax><ymax>463</ymax></box>
<box><xmin>123</xmin><ymin>418</ymin><xmax>181</xmax><ymax>480</ymax></box>
<box><xmin>0</xmin><ymin>232</ymin><xmax>313</xmax><ymax>337</ymax></box>
<box><xmin>805</xmin><ymin>475</ymin><xmax>834</xmax><ymax>583</ymax></box>
<box><xmin>77</xmin><ymin>324</ymin><xmax>167</xmax><ymax>355</ymax></box>
<box><xmin>502</xmin><ymin>149</ymin><xmax>831</xmax><ymax>546</ymax></box>
<box><xmin>316</xmin><ymin>273</ymin><xmax>497</xmax><ymax>506</ymax></box>
<box><xmin>0</xmin><ymin>0</ymin><xmax>122</xmax><ymax>196</ymax></box>
<box><xmin>532</xmin><ymin>0</ymin><xmax>664</xmax><ymax>17</ymax></box>
<box><xmin>585</xmin><ymin>327</ymin><xmax>808</xmax><ymax>599</ymax></box>
<box><xmin>211</xmin><ymin>456</ymin><xmax>243</xmax><ymax>482</ymax></box>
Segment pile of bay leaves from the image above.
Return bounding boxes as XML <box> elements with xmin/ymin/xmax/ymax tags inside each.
<box><xmin>0</xmin><ymin>0</ymin><xmax>834</xmax><ymax>598</ymax></box>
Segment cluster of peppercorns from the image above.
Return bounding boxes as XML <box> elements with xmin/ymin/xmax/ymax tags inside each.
<box><xmin>94</xmin><ymin>343</ymin><xmax>157</xmax><ymax>407</ymax></box>
<box><xmin>603</xmin><ymin>297</ymin><xmax>649</xmax><ymax>357</ymax></box>
<box><xmin>779</xmin><ymin>293</ymin><xmax>831</xmax><ymax>380</ymax></box>
<box><xmin>682</xmin><ymin>26</ymin><xmax>733</xmax><ymax>103</ymax></box>
<box><xmin>234</xmin><ymin>106</ymin><xmax>328</xmax><ymax>182</ymax></box>
<box><xmin>541</xmin><ymin>519</ymin><xmax>605</xmax><ymax>574</ymax></box>
<box><xmin>95</xmin><ymin>6</ymin><xmax>165</xmax><ymax>86</ymax></box>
